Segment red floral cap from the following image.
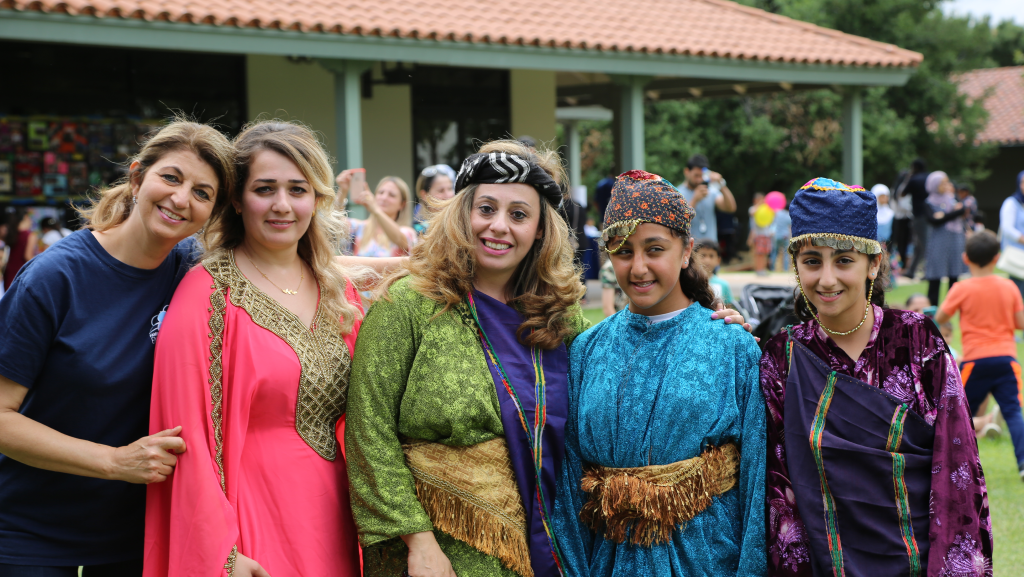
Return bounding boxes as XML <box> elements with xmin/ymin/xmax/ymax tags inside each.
<box><xmin>599</xmin><ymin>171</ymin><xmax>695</xmax><ymax>253</ymax></box>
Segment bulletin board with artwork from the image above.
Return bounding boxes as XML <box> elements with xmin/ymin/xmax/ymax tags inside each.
<box><xmin>0</xmin><ymin>117</ymin><xmax>162</xmax><ymax>203</ymax></box>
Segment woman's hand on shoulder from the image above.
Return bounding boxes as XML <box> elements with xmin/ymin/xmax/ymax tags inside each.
<box><xmin>234</xmin><ymin>553</ymin><xmax>272</xmax><ymax>577</ymax></box>
<box><xmin>106</xmin><ymin>426</ymin><xmax>186</xmax><ymax>484</ymax></box>
<box><xmin>403</xmin><ymin>531</ymin><xmax>457</xmax><ymax>577</ymax></box>
<box><xmin>710</xmin><ymin>306</ymin><xmax>758</xmax><ymax>341</ymax></box>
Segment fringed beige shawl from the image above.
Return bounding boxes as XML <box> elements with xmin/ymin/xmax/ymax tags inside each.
<box><xmin>402</xmin><ymin>437</ymin><xmax>533</xmax><ymax>577</ymax></box>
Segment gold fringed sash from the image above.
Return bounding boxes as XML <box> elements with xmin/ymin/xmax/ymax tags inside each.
<box><xmin>580</xmin><ymin>443</ymin><xmax>740</xmax><ymax>547</ymax></box>
<box><xmin>402</xmin><ymin>437</ymin><xmax>533</xmax><ymax>577</ymax></box>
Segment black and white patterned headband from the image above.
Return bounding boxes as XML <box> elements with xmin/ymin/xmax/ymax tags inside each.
<box><xmin>455</xmin><ymin>152</ymin><xmax>564</xmax><ymax>208</ymax></box>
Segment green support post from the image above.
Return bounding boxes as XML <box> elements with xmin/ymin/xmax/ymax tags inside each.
<box><xmin>317</xmin><ymin>58</ymin><xmax>372</xmax><ymax>217</ymax></box>
<box><xmin>317</xmin><ymin>59</ymin><xmax>372</xmax><ymax>172</ymax></box>
<box><xmin>842</xmin><ymin>88</ymin><xmax>864</xmax><ymax>186</ymax></box>
<box><xmin>566</xmin><ymin>120</ymin><xmax>581</xmax><ymax>189</ymax></box>
<box><xmin>614</xmin><ymin>75</ymin><xmax>648</xmax><ymax>172</ymax></box>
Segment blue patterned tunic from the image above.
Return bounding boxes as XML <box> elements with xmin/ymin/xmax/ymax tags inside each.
<box><xmin>553</xmin><ymin>303</ymin><xmax>767</xmax><ymax>577</ymax></box>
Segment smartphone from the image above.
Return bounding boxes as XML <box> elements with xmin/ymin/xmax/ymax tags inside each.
<box><xmin>350</xmin><ymin>168</ymin><xmax>366</xmax><ymax>192</ymax></box>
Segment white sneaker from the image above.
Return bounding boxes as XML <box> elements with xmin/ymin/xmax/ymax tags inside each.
<box><xmin>980</xmin><ymin>423</ymin><xmax>1002</xmax><ymax>439</ymax></box>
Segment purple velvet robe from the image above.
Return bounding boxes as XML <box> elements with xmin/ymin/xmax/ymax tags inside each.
<box><xmin>760</xmin><ymin>306</ymin><xmax>993</xmax><ymax>577</ymax></box>
<box><xmin>473</xmin><ymin>290</ymin><xmax>568</xmax><ymax>577</ymax></box>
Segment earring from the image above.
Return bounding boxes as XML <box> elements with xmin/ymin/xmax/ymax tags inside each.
<box><xmin>132</xmin><ymin>196</ymin><xmax>138</xmax><ymax>205</ymax></box>
<box><xmin>235</xmin><ymin>208</ymin><xmax>241</xmax><ymax>215</ymax></box>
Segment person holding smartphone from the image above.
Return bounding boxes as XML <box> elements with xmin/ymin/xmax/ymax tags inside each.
<box><xmin>678</xmin><ymin>154</ymin><xmax>737</xmax><ymax>246</ymax></box>
<box><xmin>335</xmin><ymin>169</ymin><xmax>417</xmax><ymax>258</ymax></box>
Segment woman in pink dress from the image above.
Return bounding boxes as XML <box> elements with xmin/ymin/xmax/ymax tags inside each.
<box><xmin>144</xmin><ymin>121</ymin><xmax>373</xmax><ymax>577</ymax></box>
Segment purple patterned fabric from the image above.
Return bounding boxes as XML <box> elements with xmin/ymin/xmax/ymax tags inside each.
<box><xmin>784</xmin><ymin>336</ymin><xmax>934</xmax><ymax>575</ymax></box>
<box><xmin>760</xmin><ymin>306</ymin><xmax>993</xmax><ymax>577</ymax></box>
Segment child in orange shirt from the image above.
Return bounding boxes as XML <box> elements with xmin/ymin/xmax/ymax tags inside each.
<box><xmin>937</xmin><ymin>230</ymin><xmax>1024</xmax><ymax>480</ymax></box>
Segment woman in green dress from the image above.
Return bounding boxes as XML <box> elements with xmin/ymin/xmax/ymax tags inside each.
<box><xmin>345</xmin><ymin>139</ymin><xmax>587</xmax><ymax>577</ymax></box>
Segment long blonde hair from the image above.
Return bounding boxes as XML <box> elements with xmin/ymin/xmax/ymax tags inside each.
<box><xmin>201</xmin><ymin>120</ymin><xmax>371</xmax><ymax>334</ymax></box>
<box><xmin>78</xmin><ymin>120</ymin><xmax>235</xmax><ymax>231</ymax></box>
<box><xmin>387</xmin><ymin>139</ymin><xmax>585</xmax><ymax>350</ymax></box>
<box><xmin>358</xmin><ymin>176</ymin><xmax>412</xmax><ymax>248</ymax></box>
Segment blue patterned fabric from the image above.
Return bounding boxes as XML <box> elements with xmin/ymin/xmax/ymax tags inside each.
<box><xmin>552</xmin><ymin>303</ymin><xmax>766</xmax><ymax>577</ymax></box>
<box><xmin>790</xmin><ymin>177</ymin><xmax>877</xmax><ymax>243</ymax></box>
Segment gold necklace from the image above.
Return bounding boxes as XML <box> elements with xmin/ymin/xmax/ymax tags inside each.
<box><xmin>243</xmin><ymin>248</ymin><xmax>304</xmax><ymax>295</ymax></box>
<box><xmin>798</xmin><ymin>278</ymin><xmax>875</xmax><ymax>337</ymax></box>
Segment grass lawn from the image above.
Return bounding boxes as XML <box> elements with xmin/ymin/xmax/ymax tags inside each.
<box><xmin>582</xmin><ymin>279</ymin><xmax>1024</xmax><ymax>574</ymax></box>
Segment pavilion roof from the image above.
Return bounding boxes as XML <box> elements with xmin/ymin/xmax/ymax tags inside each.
<box><xmin>957</xmin><ymin>66</ymin><xmax>1024</xmax><ymax>145</ymax></box>
<box><xmin>1</xmin><ymin>0</ymin><xmax>922</xmax><ymax>68</ymax></box>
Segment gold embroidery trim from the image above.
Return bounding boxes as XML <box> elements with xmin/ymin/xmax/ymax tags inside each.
<box><xmin>402</xmin><ymin>437</ymin><xmax>533</xmax><ymax>577</ymax></box>
<box><xmin>223</xmin><ymin>545</ymin><xmax>238</xmax><ymax>576</ymax></box>
<box><xmin>204</xmin><ymin>251</ymin><xmax>352</xmax><ymax>461</ymax></box>
<box><xmin>580</xmin><ymin>443</ymin><xmax>740</xmax><ymax>546</ymax></box>
<box><xmin>208</xmin><ymin>280</ymin><xmax>228</xmax><ymax>494</ymax></box>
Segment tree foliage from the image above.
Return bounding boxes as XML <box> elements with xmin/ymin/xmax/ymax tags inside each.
<box><xmin>571</xmin><ymin>0</ymin><xmax>1020</xmax><ymax>206</ymax></box>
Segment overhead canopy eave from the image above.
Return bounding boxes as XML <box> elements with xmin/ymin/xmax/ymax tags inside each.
<box><xmin>0</xmin><ymin>11</ymin><xmax>916</xmax><ymax>86</ymax></box>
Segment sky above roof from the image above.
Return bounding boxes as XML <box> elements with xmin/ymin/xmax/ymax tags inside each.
<box><xmin>944</xmin><ymin>0</ymin><xmax>1019</xmax><ymax>25</ymax></box>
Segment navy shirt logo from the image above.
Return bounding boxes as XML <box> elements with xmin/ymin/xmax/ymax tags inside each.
<box><xmin>150</xmin><ymin>306</ymin><xmax>168</xmax><ymax>344</ymax></box>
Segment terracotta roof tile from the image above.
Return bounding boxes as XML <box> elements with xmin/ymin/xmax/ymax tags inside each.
<box><xmin>956</xmin><ymin>66</ymin><xmax>1024</xmax><ymax>145</ymax></box>
<box><xmin>3</xmin><ymin>0</ymin><xmax>922</xmax><ymax>67</ymax></box>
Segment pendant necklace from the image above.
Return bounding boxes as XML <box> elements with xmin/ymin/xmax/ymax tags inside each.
<box><xmin>243</xmin><ymin>248</ymin><xmax>304</xmax><ymax>295</ymax></box>
<box><xmin>799</xmin><ymin>278</ymin><xmax>875</xmax><ymax>337</ymax></box>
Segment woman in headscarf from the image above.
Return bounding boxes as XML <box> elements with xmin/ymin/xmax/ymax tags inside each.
<box><xmin>998</xmin><ymin>170</ymin><xmax>1024</xmax><ymax>300</ymax></box>
<box><xmin>345</xmin><ymin>140</ymin><xmax>588</xmax><ymax>577</ymax></box>
<box><xmin>761</xmin><ymin>178</ymin><xmax>991</xmax><ymax>577</ymax></box>
<box><xmin>923</xmin><ymin>171</ymin><xmax>967</xmax><ymax>306</ymax></box>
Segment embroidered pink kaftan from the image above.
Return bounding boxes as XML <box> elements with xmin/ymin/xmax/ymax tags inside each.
<box><xmin>144</xmin><ymin>253</ymin><xmax>362</xmax><ymax>577</ymax></box>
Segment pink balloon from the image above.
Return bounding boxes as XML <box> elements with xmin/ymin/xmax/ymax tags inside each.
<box><xmin>765</xmin><ymin>191</ymin><xmax>787</xmax><ymax>210</ymax></box>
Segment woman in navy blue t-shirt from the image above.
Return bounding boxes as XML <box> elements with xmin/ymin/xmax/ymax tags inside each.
<box><xmin>0</xmin><ymin>121</ymin><xmax>237</xmax><ymax>576</ymax></box>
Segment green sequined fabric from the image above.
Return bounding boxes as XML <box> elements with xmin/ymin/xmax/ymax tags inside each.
<box><xmin>345</xmin><ymin>276</ymin><xmax>589</xmax><ymax>575</ymax></box>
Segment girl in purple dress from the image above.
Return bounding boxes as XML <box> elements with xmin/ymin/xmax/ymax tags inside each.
<box><xmin>760</xmin><ymin>178</ymin><xmax>992</xmax><ymax>577</ymax></box>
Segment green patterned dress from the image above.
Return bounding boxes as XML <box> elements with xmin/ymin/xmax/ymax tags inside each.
<box><xmin>345</xmin><ymin>276</ymin><xmax>589</xmax><ymax>577</ymax></box>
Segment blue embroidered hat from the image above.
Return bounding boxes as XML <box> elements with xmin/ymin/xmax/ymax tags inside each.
<box><xmin>788</xmin><ymin>177</ymin><xmax>881</xmax><ymax>255</ymax></box>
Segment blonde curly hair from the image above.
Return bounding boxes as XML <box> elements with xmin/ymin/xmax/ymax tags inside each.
<box><xmin>385</xmin><ymin>139</ymin><xmax>585</xmax><ymax>350</ymax></box>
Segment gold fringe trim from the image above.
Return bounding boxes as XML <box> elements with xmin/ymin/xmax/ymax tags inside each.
<box><xmin>403</xmin><ymin>438</ymin><xmax>533</xmax><ymax>577</ymax></box>
<box><xmin>788</xmin><ymin>233</ymin><xmax>881</xmax><ymax>255</ymax></box>
<box><xmin>580</xmin><ymin>443</ymin><xmax>740</xmax><ymax>547</ymax></box>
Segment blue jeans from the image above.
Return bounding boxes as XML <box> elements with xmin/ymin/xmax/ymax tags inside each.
<box><xmin>768</xmin><ymin>237</ymin><xmax>790</xmax><ymax>272</ymax></box>
<box><xmin>0</xmin><ymin>559</ymin><xmax>141</xmax><ymax>577</ymax></box>
<box><xmin>962</xmin><ymin>356</ymin><xmax>1024</xmax><ymax>468</ymax></box>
